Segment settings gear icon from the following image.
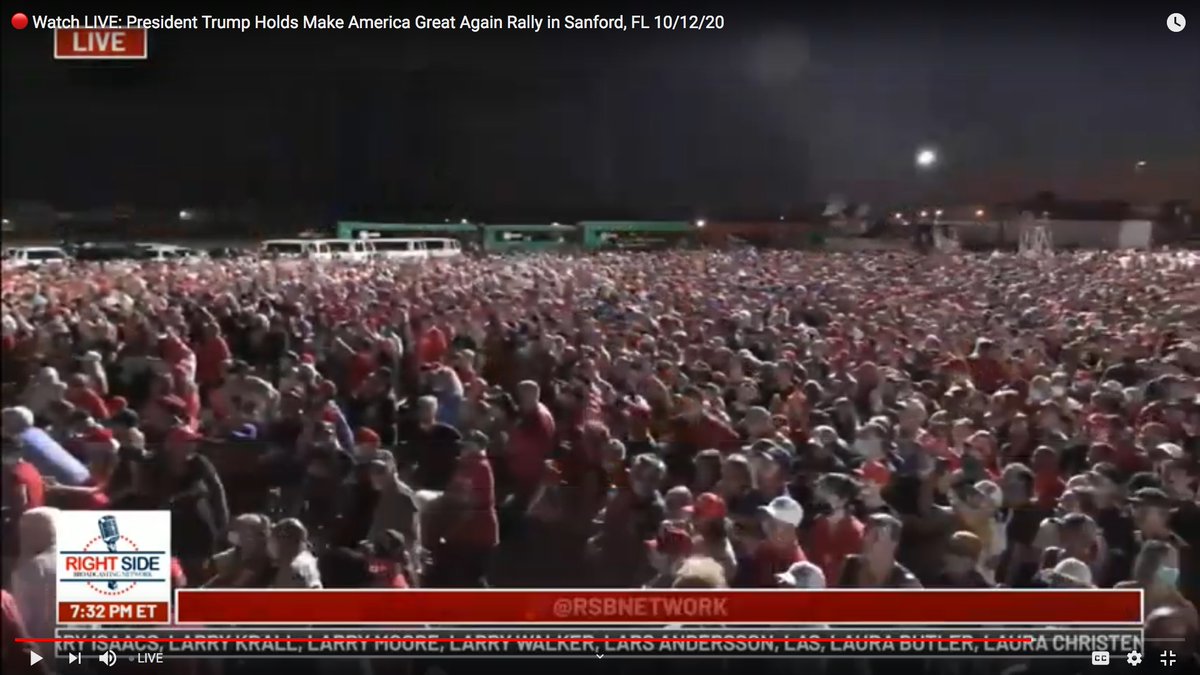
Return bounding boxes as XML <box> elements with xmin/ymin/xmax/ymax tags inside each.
<box><xmin>1126</xmin><ymin>651</ymin><xmax>1143</xmax><ymax>666</ymax></box>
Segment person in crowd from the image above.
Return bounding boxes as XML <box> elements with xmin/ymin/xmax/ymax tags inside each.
<box><xmin>1130</xmin><ymin>486</ymin><xmax>1199</xmax><ymax>606</ymax></box>
<box><xmin>11</xmin><ymin>507</ymin><xmax>59</xmax><ymax>642</ymax></box>
<box><xmin>368</xmin><ymin>529</ymin><xmax>416</xmax><ymax>589</ymax></box>
<box><xmin>366</xmin><ymin>458</ymin><xmax>422</xmax><ymax>576</ymax></box>
<box><xmin>1146</xmin><ymin>606</ymin><xmax>1199</xmax><ymax>671</ymax></box>
<box><xmin>645</xmin><ymin>525</ymin><xmax>696</xmax><ymax>588</ymax></box>
<box><xmin>426</xmin><ymin>431</ymin><xmax>497</xmax><ymax>587</ymax></box>
<box><xmin>933</xmin><ymin>531</ymin><xmax>993</xmax><ymax>588</ymax></box>
<box><xmin>399</xmin><ymin>395</ymin><xmax>463</xmax><ymax>491</ymax></box>
<box><xmin>691</xmin><ymin>492</ymin><xmax>738</xmax><ymax>581</ymax></box>
<box><xmin>505</xmin><ymin>381</ymin><xmax>556</xmax><ymax>501</ymax></box>
<box><xmin>671</xmin><ymin>555</ymin><xmax>728</xmax><ymax>589</ymax></box>
<box><xmin>1</xmin><ymin>406</ymin><xmax>90</xmax><ymax>486</ymax></box>
<box><xmin>268</xmin><ymin>518</ymin><xmax>322</xmax><ymax>588</ymax></box>
<box><xmin>1</xmin><ymin>588</ymin><xmax>47</xmax><ymax>675</ymax></box>
<box><xmin>747</xmin><ymin>495</ymin><xmax>807</xmax><ymax>587</ymax></box>
<box><xmin>1116</xmin><ymin>539</ymin><xmax>1199</xmax><ymax>626</ymax></box>
<box><xmin>155</xmin><ymin>425</ymin><xmax>229</xmax><ymax>582</ymax></box>
<box><xmin>838</xmin><ymin>514</ymin><xmax>922</xmax><ymax>588</ymax></box>
<box><xmin>808</xmin><ymin>473</ymin><xmax>865</xmax><ymax>583</ymax></box>
<box><xmin>203</xmin><ymin>513</ymin><xmax>274</xmax><ymax>588</ymax></box>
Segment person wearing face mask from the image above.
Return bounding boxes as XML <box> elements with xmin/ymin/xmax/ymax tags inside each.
<box><xmin>1027</xmin><ymin>375</ymin><xmax>1054</xmax><ymax>406</ymax></box>
<box><xmin>1116</xmin><ymin>540</ymin><xmax>1198</xmax><ymax>626</ymax></box>
<box><xmin>807</xmin><ymin>473</ymin><xmax>864</xmax><ymax>584</ymax></box>
<box><xmin>203</xmin><ymin>513</ymin><xmax>273</xmax><ymax>588</ymax></box>
<box><xmin>268</xmin><ymin>518</ymin><xmax>322</xmax><ymax>588</ymax></box>
<box><xmin>1131</xmin><ymin>487</ymin><xmax>1199</xmax><ymax>608</ymax></box>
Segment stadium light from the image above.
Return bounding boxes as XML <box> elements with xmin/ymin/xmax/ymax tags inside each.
<box><xmin>178</xmin><ymin>209</ymin><xmax>193</xmax><ymax>221</ymax></box>
<box><xmin>975</xmin><ymin>209</ymin><xmax>985</xmax><ymax>218</ymax></box>
<box><xmin>460</xmin><ymin>218</ymin><xmax>469</xmax><ymax>224</ymax></box>
<box><xmin>919</xmin><ymin>210</ymin><xmax>929</xmax><ymax>218</ymax></box>
<box><xmin>934</xmin><ymin>209</ymin><xmax>944</xmax><ymax>217</ymax></box>
<box><xmin>778</xmin><ymin>215</ymin><xmax>785</xmax><ymax>221</ymax></box>
<box><xmin>1</xmin><ymin>218</ymin><xmax>9</xmax><ymax>226</ymax></box>
<box><xmin>893</xmin><ymin>212</ymin><xmax>903</xmax><ymax>219</ymax></box>
<box><xmin>695</xmin><ymin>219</ymin><xmax>707</xmax><ymax>228</ymax></box>
<box><xmin>915</xmin><ymin>147</ymin><xmax>938</xmax><ymax>169</ymax></box>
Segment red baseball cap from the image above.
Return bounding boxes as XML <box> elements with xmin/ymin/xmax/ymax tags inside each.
<box><xmin>646</xmin><ymin>526</ymin><xmax>694</xmax><ymax>558</ymax></box>
<box><xmin>692</xmin><ymin>492</ymin><xmax>727</xmax><ymax>522</ymax></box>
<box><xmin>355</xmin><ymin>427</ymin><xmax>381</xmax><ymax>446</ymax></box>
<box><xmin>855</xmin><ymin>459</ymin><xmax>892</xmax><ymax>488</ymax></box>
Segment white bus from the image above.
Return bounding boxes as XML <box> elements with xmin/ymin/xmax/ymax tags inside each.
<box><xmin>366</xmin><ymin>237</ymin><xmax>462</xmax><ymax>261</ymax></box>
<box><xmin>318</xmin><ymin>239</ymin><xmax>373</xmax><ymax>262</ymax></box>
<box><xmin>260</xmin><ymin>239</ymin><xmax>333</xmax><ymax>260</ymax></box>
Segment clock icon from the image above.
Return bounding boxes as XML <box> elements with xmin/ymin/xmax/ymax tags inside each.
<box><xmin>1167</xmin><ymin>13</ymin><xmax>1186</xmax><ymax>32</ymax></box>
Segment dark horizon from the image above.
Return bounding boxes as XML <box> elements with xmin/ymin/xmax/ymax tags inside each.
<box><xmin>3</xmin><ymin>1</ymin><xmax>1199</xmax><ymax>222</ymax></box>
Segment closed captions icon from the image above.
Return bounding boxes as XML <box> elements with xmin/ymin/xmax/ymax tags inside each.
<box><xmin>1167</xmin><ymin>13</ymin><xmax>1185</xmax><ymax>32</ymax></box>
<box><xmin>1092</xmin><ymin>650</ymin><xmax>1110</xmax><ymax>665</ymax></box>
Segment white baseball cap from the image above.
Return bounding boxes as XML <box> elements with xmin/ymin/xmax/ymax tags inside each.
<box><xmin>760</xmin><ymin>496</ymin><xmax>804</xmax><ymax>527</ymax></box>
<box><xmin>776</xmin><ymin>561</ymin><xmax>825</xmax><ymax>589</ymax></box>
<box><xmin>1053</xmin><ymin>558</ymin><xmax>1094</xmax><ymax>587</ymax></box>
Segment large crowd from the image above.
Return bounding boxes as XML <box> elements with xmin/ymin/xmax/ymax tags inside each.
<box><xmin>2</xmin><ymin>249</ymin><xmax>1199</xmax><ymax>671</ymax></box>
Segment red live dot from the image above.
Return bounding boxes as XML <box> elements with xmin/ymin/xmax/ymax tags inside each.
<box><xmin>12</xmin><ymin>13</ymin><xmax>29</xmax><ymax>30</ymax></box>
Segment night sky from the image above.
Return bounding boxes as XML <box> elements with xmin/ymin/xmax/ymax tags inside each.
<box><xmin>2</xmin><ymin>1</ymin><xmax>1198</xmax><ymax>221</ymax></box>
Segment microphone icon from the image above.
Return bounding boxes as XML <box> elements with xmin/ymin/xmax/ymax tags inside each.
<box><xmin>98</xmin><ymin>516</ymin><xmax>120</xmax><ymax>590</ymax></box>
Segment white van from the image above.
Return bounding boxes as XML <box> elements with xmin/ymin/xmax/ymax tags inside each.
<box><xmin>260</xmin><ymin>239</ymin><xmax>332</xmax><ymax>260</ymax></box>
<box><xmin>3</xmin><ymin>246</ymin><xmax>70</xmax><ymax>268</ymax></box>
<box><xmin>317</xmin><ymin>239</ymin><xmax>373</xmax><ymax>262</ymax></box>
<box><xmin>367</xmin><ymin>237</ymin><xmax>462</xmax><ymax>261</ymax></box>
<box><xmin>367</xmin><ymin>238</ymin><xmax>427</xmax><ymax>261</ymax></box>
<box><xmin>134</xmin><ymin>243</ymin><xmax>204</xmax><ymax>262</ymax></box>
<box><xmin>418</xmin><ymin>238</ymin><xmax>463</xmax><ymax>259</ymax></box>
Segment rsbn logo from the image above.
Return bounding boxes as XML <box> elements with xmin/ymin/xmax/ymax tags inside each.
<box><xmin>61</xmin><ymin>514</ymin><xmax>163</xmax><ymax>595</ymax></box>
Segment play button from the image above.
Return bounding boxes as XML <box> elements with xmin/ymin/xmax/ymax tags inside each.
<box><xmin>29</xmin><ymin>651</ymin><xmax>42</xmax><ymax>666</ymax></box>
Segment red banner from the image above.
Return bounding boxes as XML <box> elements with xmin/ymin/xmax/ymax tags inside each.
<box><xmin>175</xmin><ymin>589</ymin><xmax>1141</xmax><ymax>625</ymax></box>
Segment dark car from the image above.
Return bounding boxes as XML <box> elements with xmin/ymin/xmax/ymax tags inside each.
<box><xmin>207</xmin><ymin>247</ymin><xmax>249</xmax><ymax>260</ymax></box>
<box><xmin>69</xmin><ymin>242</ymin><xmax>141</xmax><ymax>262</ymax></box>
